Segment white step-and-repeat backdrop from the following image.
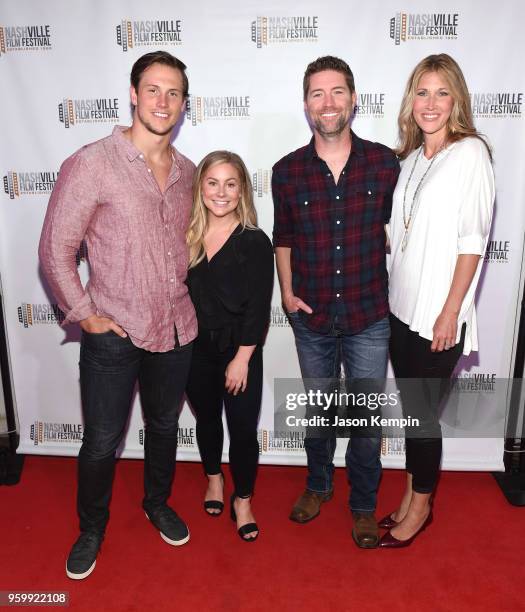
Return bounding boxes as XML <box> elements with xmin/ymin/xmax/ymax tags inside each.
<box><xmin>1</xmin><ymin>0</ymin><xmax>524</xmax><ymax>470</ymax></box>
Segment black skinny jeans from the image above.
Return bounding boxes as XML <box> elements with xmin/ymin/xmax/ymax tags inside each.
<box><xmin>389</xmin><ymin>314</ymin><xmax>465</xmax><ymax>493</ymax></box>
<box><xmin>186</xmin><ymin>329</ymin><xmax>262</xmax><ymax>498</ymax></box>
<box><xmin>78</xmin><ymin>330</ymin><xmax>192</xmax><ymax>534</ymax></box>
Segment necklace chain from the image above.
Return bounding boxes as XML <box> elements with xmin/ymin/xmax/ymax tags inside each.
<box><xmin>401</xmin><ymin>144</ymin><xmax>444</xmax><ymax>252</ymax></box>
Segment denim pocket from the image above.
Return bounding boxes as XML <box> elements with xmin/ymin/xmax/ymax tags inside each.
<box><xmin>286</xmin><ymin>310</ymin><xmax>301</xmax><ymax>324</ymax></box>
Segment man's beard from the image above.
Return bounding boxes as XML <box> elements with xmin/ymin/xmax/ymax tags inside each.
<box><xmin>312</xmin><ymin>113</ymin><xmax>348</xmax><ymax>137</ymax></box>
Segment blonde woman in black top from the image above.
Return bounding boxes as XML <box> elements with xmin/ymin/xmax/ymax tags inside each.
<box><xmin>186</xmin><ymin>151</ymin><xmax>273</xmax><ymax>541</ymax></box>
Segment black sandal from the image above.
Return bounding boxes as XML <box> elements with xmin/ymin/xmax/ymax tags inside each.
<box><xmin>203</xmin><ymin>472</ymin><xmax>224</xmax><ymax>516</ymax></box>
<box><xmin>230</xmin><ymin>494</ymin><xmax>259</xmax><ymax>542</ymax></box>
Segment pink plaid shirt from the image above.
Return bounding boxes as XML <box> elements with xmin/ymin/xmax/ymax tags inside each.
<box><xmin>39</xmin><ymin>126</ymin><xmax>197</xmax><ymax>352</ymax></box>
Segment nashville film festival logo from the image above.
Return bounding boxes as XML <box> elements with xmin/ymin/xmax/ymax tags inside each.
<box><xmin>116</xmin><ymin>19</ymin><xmax>182</xmax><ymax>51</ymax></box>
<box><xmin>139</xmin><ymin>427</ymin><xmax>195</xmax><ymax>448</ymax></box>
<box><xmin>3</xmin><ymin>171</ymin><xmax>58</xmax><ymax>199</ymax></box>
<box><xmin>18</xmin><ymin>303</ymin><xmax>65</xmax><ymax>328</ymax></box>
<box><xmin>485</xmin><ymin>240</ymin><xmax>510</xmax><ymax>263</ymax></box>
<box><xmin>452</xmin><ymin>373</ymin><xmax>496</xmax><ymax>393</ymax></box>
<box><xmin>471</xmin><ymin>92</ymin><xmax>522</xmax><ymax>119</ymax></box>
<box><xmin>270</xmin><ymin>305</ymin><xmax>291</xmax><ymax>328</ymax></box>
<box><xmin>251</xmin><ymin>16</ymin><xmax>318</xmax><ymax>48</ymax></box>
<box><xmin>353</xmin><ymin>93</ymin><xmax>386</xmax><ymax>118</ymax></box>
<box><xmin>58</xmin><ymin>97</ymin><xmax>119</xmax><ymax>128</ymax></box>
<box><xmin>186</xmin><ymin>95</ymin><xmax>250</xmax><ymax>125</ymax></box>
<box><xmin>30</xmin><ymin>421</ymin><xmax>83</xmax><ymax>446</ymax></box>
<box><xmin>252</xmin><ymin>169</ymin><xmax>269</xmax><ymax>198</ymax></box>
<box><xmin>258</xmin><ymin>429</ymin><xmax>305</xmax><ymax>453</ymax></box>
<box><xmin>0</xmin><ymin>24</ymin><xmax>51</xmax><ymax>55</ymax></box>
<box><xmin>389</xmin><ymin>12</ymin><xmax>458</xmax><ymax>44</ymax></box>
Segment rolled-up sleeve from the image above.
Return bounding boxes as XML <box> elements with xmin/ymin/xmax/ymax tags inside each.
<box><xmin>457</xmin><ymin>139</ymin><xmax>495</xmax><ymax>255</ymax></box>
<box><xmin>38</xmin><ymin>152</ymin><xmax>99</xmax><ymax>324</ymax></box>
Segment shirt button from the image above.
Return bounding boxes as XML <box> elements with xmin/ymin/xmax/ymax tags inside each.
<box><xmin>368</xmin><ymin>190</ymin><xmax>372</xmax><ymax>195</ymax></box>
<box><xmin>342</xmin><ymin>170</ymin><xmax>345</xmax><ymax>174</ymax></box>
<box><xmin>336</xmin><ymin>293</ymin><xmax>341</xmax><ymax>298</ymax></box>
<box><xmin>336</xmin><ymin>220</ymin><xmax>341</xmax><ymax>225</ymax></box>
<box><xmin>326</xmin><ymin>173</ymin><xmax>331</xmax><ymax>177</ymax></box>
<box><xmin>147</xmin><ymin>168</ymin><xmax>152</xmax><ymax>173</ymax></box>
<box><xmin>304</xmin><ymin>201</ymin><xmax>308</xmax><ymax>205</ymax></box>
<box><xmin>170</xmin><ymin>278</ymin><xmax>174</xmax><ymax>283</ymax></box>
<box><xmin>336</xmin><ymin>195</ymin><xmax>340</xmax><ymax>200</ymax></box>
<box><xmin>139</xmin><ymin>154</ymin><xmax>144</xmax><ymax>159</ymax></box>
<box><xmin>336</xmin><ymin>245</ymin><xmax>341</xmax><ymax>250</ymax></box>
<box><xmin>336</xmin><ymin>270</ymin><xmax>341</xmax><ymax>274</ymax></box>
<box><xmin>167</xmin><ymin>251</ymin><xmax>172</xmax><ymax>256</ymax></box>
<box><xmin>165</xmin><ymin>224</ymin><xmax>168</xmax><ymax>229</ymax></box>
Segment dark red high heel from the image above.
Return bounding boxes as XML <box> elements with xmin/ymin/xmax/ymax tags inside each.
<box><xmin>378</xmin><ymin>512</ymin><xmax>398</xmax><ymax>530</ymax></box>
<box><xmin>379</xmin><ymin>512</ymin><xmax>433</xmax><ymax>548</ymax></box>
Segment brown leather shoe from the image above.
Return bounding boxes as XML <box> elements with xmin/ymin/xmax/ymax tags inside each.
<box><xmin>289</xmin><ymin>489</ymin><xmax>333</xmax><ymax>523</ymax></box>
<box><xmin>352</xmin><ymin>512</ymin><xmax>379</xmax><ymax>548</ymax></box>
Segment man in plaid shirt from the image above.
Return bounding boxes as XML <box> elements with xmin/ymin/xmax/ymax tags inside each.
<box><xmin>272</xmin><ymin>56</ymin><xmax>399</xmax><ymax>548</ymax></box>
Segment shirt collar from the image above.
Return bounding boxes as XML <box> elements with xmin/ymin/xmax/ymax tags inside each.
<box><xmin>112</xmin><ymin>125</ymin><xmax>143</xmax><ymax>161</ymax></box>
<box><xmin>112</xmin><ymin>125</ymin><xmax>182</xmax><ymax>181</ymax></box>
<box><xmin>306</xmin><ymin>129</ymin><xmax>365</xmax><ymax>161</ymax></box>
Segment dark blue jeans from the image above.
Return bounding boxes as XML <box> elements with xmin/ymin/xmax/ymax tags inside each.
<box><xmin>289</xmin><ymin>314</ymin><xmax>390</xmax><ymax>513</ymax></box>
<box><xmin>77</xmin><ymin>330</ymin><xmax>192</xmax><ymax>534</ymax></box>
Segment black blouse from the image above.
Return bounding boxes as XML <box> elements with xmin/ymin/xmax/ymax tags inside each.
<box><xmin>187</xmin><ymin>225</ymin><xmax>274</xmax><ymax>350</ymax></box>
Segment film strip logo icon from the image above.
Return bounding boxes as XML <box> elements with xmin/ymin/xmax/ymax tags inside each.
<box><xmin>0</xmin><ymin>27</ymin><xmax>6</xmax><ymax>56</ymax></box>
<box><xmin>58</xmin><ymin>98</ymin><xmax>75</xmax><ymax>128</ymax></box>
<box><xmin>257</xmin><ymin>429</ymin><xmax>269</xmax><ymax>453</ymax></box>
<box><xmin>30</xmin><ymin>421</ymin><xmax>44</xmax><ymax>445</ymax></box>
<box><xmin>185</xmin><ymin>95</ymin><xmax>202</xmax><ymax>126</ymax></box>
<box><xmin>381</xmin><ymin>437</ymin><xmax>406</xmax><ymax>455</ymax></box>
<box><xmin>116</xmin><ymin>20</ymin><xmax>133</xmax><ymax>51</ymax></box>
<box><xmin>251</xmin><ymin>17</ymin><xmax>268</xmax><ymax>48</ymax></box>
<box><xmin>252</xmin><ymin>169</ymin><xmax>269</xmax><ymax>198</ymax></box>
<box><xmin>17</xmin><ymin>303</ymin><xmax>33</xmax><ymax>328</ymax></box>
<box><xmin>389</xmin><ymin>13</ymin><xmax>407</xmax><ymax>45</ymax></box>
<box><xmin>3</xmin><ymin>172</ymin><xmax>19</xmax><ymax>199</ymax></box>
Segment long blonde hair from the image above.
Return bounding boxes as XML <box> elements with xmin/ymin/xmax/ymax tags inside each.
<box><xmin>396</xmin><ymin>53</ymin><xmax>491</xmax><ymax>160</ymax></box>
<box><xmin>187</xmin><ymin>151</ymin><xmax>258</xmax><ymax>268</ymax></box>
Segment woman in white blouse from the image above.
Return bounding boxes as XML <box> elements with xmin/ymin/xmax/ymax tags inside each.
<box><xmin>380</xmin><ymin>54</ymin><xmax>494</xmax><ymax>548</ymax></box>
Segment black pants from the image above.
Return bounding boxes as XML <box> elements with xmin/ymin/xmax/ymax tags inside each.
<box><xmin>389</xmin><ymin>315</ymin><xmax>465</xmax><ymax>493</ymax></box>
<box><xmin>186</xmin><ymin>330</ymin><xmax>262</xmax><ymax>498</ymax></box>
<box><xmin>78</xmin><ymin>331</ymin><xmax>192</xmax><ymax>534</ymax></box>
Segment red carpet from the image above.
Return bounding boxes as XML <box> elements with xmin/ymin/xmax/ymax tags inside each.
<box><xmin>1</xmin><ymin>456</ymin><xmax>522</xmax><ymax>611</ymax></box>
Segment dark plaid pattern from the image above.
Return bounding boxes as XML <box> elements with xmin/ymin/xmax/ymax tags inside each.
<box><xmin>272</xmin><ymin>131</ymin><xmax>400</xmax><ymax>334</ymax></box>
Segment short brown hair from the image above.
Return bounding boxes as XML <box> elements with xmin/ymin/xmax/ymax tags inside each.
<box><xmin>303</xmin><ymin>56</ymin><xmax>355</xmax><ymax>99</ymax></box>
<box><xmin>130</xmin><ymin>51</ymin><xmax>189</xmax><ymax>98</ymax></box>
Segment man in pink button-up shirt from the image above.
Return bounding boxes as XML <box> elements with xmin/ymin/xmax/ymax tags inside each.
<box><xmin>39</xmin><ymin>51</ymin><xmax>197</xmax><ymax>580</ymax></box>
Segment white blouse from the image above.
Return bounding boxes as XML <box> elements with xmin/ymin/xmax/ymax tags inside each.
<box><xmin>388</xmin><ymin>137</ymin><xmax>495</xmax><ymax>355</ymax></box>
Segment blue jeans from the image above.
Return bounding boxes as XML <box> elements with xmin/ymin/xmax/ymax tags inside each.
<box><xmin>289</xmin><ymin>314</ymin><xmax>390</xmax><ymax>512</ymax></box>
<box><xmin>78</xmin><ymin>330</ymin><xmax>192</xmax><ymax>534</ymax></box>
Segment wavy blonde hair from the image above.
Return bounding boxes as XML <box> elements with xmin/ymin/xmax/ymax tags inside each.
<box><xmin>396</xmin><ymin>53</ymin><xmax>490</xmax><ymax>160</ymax></box>
<box><xmin>187</xmin><ymin>151</ymin><xmax>258</xmax><ymax>268</ymax></box>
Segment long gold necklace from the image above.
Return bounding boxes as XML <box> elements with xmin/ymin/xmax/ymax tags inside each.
<box><xmin>401</xmin><ymin>145</ymin><xmax>444</xmax><ymax>252</ymax></box>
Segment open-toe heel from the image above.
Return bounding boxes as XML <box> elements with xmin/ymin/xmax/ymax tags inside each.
<box><xmin>230</xmin><ymin>494</ymin><xmax>259</xmax><ymax>542</ymax></box>
<box><xmin>203</xmin><ymin>472</ymin><xmax>224</xmax><ymax>517</ymax></box>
